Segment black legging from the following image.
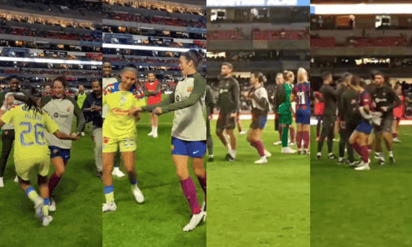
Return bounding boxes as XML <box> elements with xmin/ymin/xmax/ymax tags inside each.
<box><xmin>339</xmin><ymin>123</ymin><xmax>357</xmax><ymax>162</ymax></box>
<box><xmin>317</xmin><ymin>115</ymin><xmax>335</xmax><ymax>154</ymax></box>
<box><xmin>0</xmin><ymin>129</ymin><xmax>15</xmax><ymax>177</ymax></box>
<box><xmin>206</xmin><ymin>118</ymin><xmax>213</xmax><ymax>156</ymax></box>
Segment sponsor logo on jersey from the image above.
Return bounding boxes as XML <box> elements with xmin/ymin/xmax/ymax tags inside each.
<box><xmin>111</xmin><ymin>108</ymin><xmax>130</xmax><ymax>116</ymax></box>
<box><xmin>187</xmin><ymin>87</ymin><xmax>193</xmax><ymax>93</ymax></box>
<box><xmin>103</xmin><ymin>137</ymin><xmax>109</xmax><ymax>144</ymax></box>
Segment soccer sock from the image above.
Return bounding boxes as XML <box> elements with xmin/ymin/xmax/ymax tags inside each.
<box><xmin>104</xmin><ymin>185</ymin><xmax>114</xmax><ymax>203</ymax></box>
<box><xmin>360</xmin><ymin>145</ymin><xmax>369</xmax><ymax>163</ymax></box>
<box><xmin>130</xmin><ymin>178</ymin><xmax>138</xmax><ymax>190</ymax></box>
<box><xmin>303</xmin><ymin>131</ymin><xmax>310</xmax><ymax>149</ymax></box>
<box><xmin>180</xmin><ymin>177</ymin><xmax>201</xmax><ymax>215</ymax></box>
<box><xmin>393</xmin><ymin>133</ymin><xmax>397</xmax><ymax>138</ymax></box>
<box><xmin>48</xmin><ymin>172</ymin><xmax>62</xmax><ymax>197</ymax></box>
<box><xmin>25</xmin><ymin>187</ymin><xmax>42</xmax><ymax>205</ymax></box>
<box><xmin>230</xmin><ymin>149</ymin><xmax>236</xmax><ymax>158</ymax></box>
<box><xmin>296</xmin><ymin>131</ymin><xmax>302</xmax><ymax>149</ymax></box>
<box><xmin>43</xmin><ymin>198</ymin><xmax>49</xmax><ymax>216</ymax></box>
<box><xmin>153</xmin><ymin>126</ymin><xmax>158</xmax><ymax>134</ymax></box>
<box><xmin>197</xmin><ymin>173</ymin><xmax>206</xmax><ymax>195</ymax></box>
<box><xmin>282</xmin><ymin>127</ymin><xmax>289</xmax><ymax>147</ymax></box>
<box><xmin>352</xmin><ymin>142</ymin><xmax>362</xmax><ymax>157</ymax></box>
<box><xmin>290</xmin><ymin>126</ymin><xmax>295</xmax><ymax>143</ymax></box>
<box><xmin>316</xmin><ymin>121</ymin><xmax>321</xmax><ymax>137</ymax></box>
<box><xmin>251</xmin><ymin>141</ymin><xmax>265</xmax><ymax>157</ymax></box>
<box><xmin>389</xmin><ymin>151</ymin><xmax>393</xmax><ymax>157</ymax></box>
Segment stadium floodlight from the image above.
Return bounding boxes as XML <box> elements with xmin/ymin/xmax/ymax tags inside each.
<box><xmin>311</xmin><ymin>4</ymin><xmax>412</xmax><ymax>15</ymax></box>
<box><xmin>102</xmin><ymin>43</ymin><xmax>206</xmax><ymax>53</ymax></box>
<box><xmin>0</xmin><ymin>57</ymin><xmax>102</xmax><ymax>65</ymax></box>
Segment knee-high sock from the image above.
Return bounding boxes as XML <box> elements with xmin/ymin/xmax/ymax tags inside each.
<box><xmin>251</xmin><ymin>141</ymin><xmax>265</xmax><ymax>157</ymax></box>
<box><xmin>290</xmin><ymin>126</ymin><xmax>295</xmax><ymax>143</ymax></box>
<box><xmin>197</xmin><ymin>173</ymin><xmax>206</xmax><ymax>195</ymax></box>
<box><xmin>180</xmin><ymin>177</ymin><xmax>201</xmax><ymax>215</ymax></box>
<box><xmin>303</xmin><ymin>131</ymin><xmax>310</xmax><ymax>149</ymax></box>
<box><xmin>48</xmin><ymin>173</ymin><xmax>62</xmax><ymax>197</ymax></box>
<box><xmin>296</xmin><ymin>131</ymin><xmax>302</xmax><ymax>149</ymax></box>
<box><xmin>352</xmin><ymin>142</ymin><xmax>368</xmax><ymax>163</ymax></box>
<box><xmin>282</xmin><ymin>127</ymin><xmax>289</xmax><ymax>148</ymax></box>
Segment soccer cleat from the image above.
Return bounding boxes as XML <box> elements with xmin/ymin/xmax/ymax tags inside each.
<box><xmin>337</xmin><ymin>157</ymin><xmax>346</xmax><ymax>165</ymax></box>
<box><xmin>42</xmin><ymin>216</ymin><xmax>53</xmax><ymax>226</ymax></box>
<box><xmin>349</xmin><ymin>161</ymin><xmax>361</xmax><ymax>167</ymax></box>
<box><xmin>374</xmin><ymin>152</ymin><xmax>380</xmax><ymax>160</ymax></box>
<box><xmin>393</xmin><ymin>138</ymin><xmax>401</xmax><ymax>143</ymax></box>
<box><xmin>281</xmin><ymin>147</ymin><xmax>297</xmax><ymax>154</ymax></box>
<box><xmin>132</xmin><ymin>186</ymin><xmax>145</xmax><ymax>203</ymax></box>
<box><xmin>377</xmin><ymin>157</ymin><xmax>385</xmax><ymax>166</ymax></box>
<box><xmin>316</xmin><ymin>152</ymin><xmax>321</xmax><ymax>159</ymax></box>
<box><xmin>112</xmin><ymin>167</ymin><xmax>126</xmax><ymax>178</ymax></box>
<box><xmin>152</xmin><ymin>132</ymin><xmax>158</xmax><ymax>138</ymax></box>
<box><xmin>264</xmin><ymin>150</ymin><xmax>272</xmax><ymax>157</ymax></box>
<box><xmin>389</xmin><ymin>156</ymin><xmax>395</xmax><ymax>164</ymax></box>
<box><xmin>183</xmin><ymin>212</ymin><xmax>206</xmax><ymax>232</ymax></box>
<box><xmin>14</xmin><ymin>176</ymin><xmax>18</xmax><ymax>182</ymax></box>
<box><xmin>355</xmin><ymin>160</ymin><xmax>371</xmax><ymax>171</ymax></box>
<box><xmin>49</xmin><ymin>198</ymin><xmax>56</xmax><ymax>212</ymax></box>
<box><xmin>148</xmin><ymin>131</ymin><xmax>153</xmax><ymax>136</ymax></box>
<box><xmin>289</xmin><ymin>142</ymin><xmax>296</xmax><ymax>146</ymax></box>
<box><xmin>207</xmin><ymin>155</ymin><xmax>214</xmax><ymax>162</ymax></box>
<box><xmin>0</xmin><ymin>177</ymin><xmax>4</xmax><ymax>188</ymax></box>
<box><xmin>254</xmin><ymin>156</ymin><xmax>268</xmax><ymax>164</ymax></box>
<box><xmin>102</xmin><ymin>201</ymin><xmax>117</xmax><ymax>212</ymax></box>
<box><xmin>239</xmin><ymin>130</ymin><xmax>247</xmax><ymax>135</ymax></box>
<box><xmin>225</xmin><ymin>154</ymin><xmax>235</xmax><ymax>161</ymax></box>
<box><xmin>272</xmin><ymin>141</ymin><xmax>282</xmax><ymax>146</ymax></box>
<box><xmin>303</xmin><ymin>149</ymin><xmax>310</xmax><ymax>155</ymax></box>
<box><xmin>328</xmin><ymin>153</ymin><xmax>337</xmax><ymax>160</ymax></box>
<box><xmin>81</xmin><ymin>132</ymin><xmax>85</xmax><ymax>136</ymax></box>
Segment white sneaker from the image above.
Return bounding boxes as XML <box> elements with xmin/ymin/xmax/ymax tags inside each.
<box><xmin>42</xmin><ymin>216</ymin><xmax>53</xmax><ymax>226</ymax></box>
<box><xmin>239</xmin><ymin>130</ymin><xmax>247</xmax><ymax>135</ymax></box>
<box><xmin>255</xmin><ymin>156</ymin><xmax>268</xmax><ymax>164</ymax></box>
<box><xmin>148</xmin><ymin>131</ymin><xmax>153</xmax><ymax>136</ymax></box>
<box><xmin>112</xmin><ymin>167</ymin><xmax>125</xmax><ymax>178</ymax></box>
<box><xmin>152</xmin><ymin>132</ymin><xmax>158</xmax><ymax>138</ymax></box>
<box><xmin>289</xmin><ymin>142</ymin><xmax>296</xmax><ymax>146</ymax></box>
<box><xmin>14</xmin><ymin>176</ymin><xmax>18</xmax><ymax>182</ymax></box>
<box><xmin>183</xmin><ymin>212</ymin><xmax>205</xmax><ymax>232</ymax></box>
<box><xmin>81</xmin><ymin>132</ymin><xmax>85</xmax><ymax>136</ymax></box>
<box><xmin>49</xmin><ymin>198</ymin><xmax>56</xmax><ymax>212</ymax></box>
<box><xmin>272</xmin><ymin>141</ymin><xmax>282</xmax><ymax>146</ymax></box>
<box><xmin>393</xmin><ymin>138</ymin><xmax>401</xmax><ymax>143</ymax></box>
<box><xmin>102</xmin><ymin>201</ymin><xmax>117</xmax><ymax>212</ymax></box>
<box><xmin>281</xmin><ymin>147</ymin><xmax>297</xmax><ymax>154</ymax></box>
<box><xmin>264</xmin><ymin>150</ymin><xmax>272</xmax><ymax>157</ymax></box>
<box><xmin>355</xmin><ymin>160</ymin><xmax>370</xmax><ymax>171</ymax></box>
<box><xmin>0</xmin><ymin>177</ymin><xmax>4</xmax><ymax>188</ymax></box>
<box><xmin>132</xmin><ymin>186</ymin><xmax>145</xmax><ymax>203</ymax></box>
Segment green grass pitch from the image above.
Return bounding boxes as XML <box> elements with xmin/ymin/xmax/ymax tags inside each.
<box><xmin>310</xmin><ymin>125</ymin><xmax>412</xmax><ymax>247</ymax></box>
<box><xmin>0</xmin><ymin>126</ymin><xmax>102</xmax><ymax>247</ymax></box>
<box><xmin>207</xmin><ymin>118</ymin><xmax>310</xmax><ymax>247</ymax></box>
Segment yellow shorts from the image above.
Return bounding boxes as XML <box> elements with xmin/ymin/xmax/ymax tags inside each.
<box><xmin>15</xmin><ymin>156</ymin><xmax>50</xmax><ymax>181</ymax></box>
<box><xmin>102</xmin><ymin>136</ymin><xmax>136</xmax><ymax>153</ymax></box>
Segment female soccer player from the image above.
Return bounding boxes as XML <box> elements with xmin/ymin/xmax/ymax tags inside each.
<box><xmin>84</xmin><ymin>79</ymin><xmax>103</xmax><ymax>178</ymax></box>
<box><xmin>279</xmin><ymin>71</ymin><xmax>297</xmax><ymax>153</ymax></box>
<box><xmin>140</xmin><ymin>50</ymin><xmax>207</xmax><ymax>232</ymax></box>
<box><xmin>243</xmin><ymin>72</ymin><xmax>270</xmax><ymax>164</ymax></box>
<box><xmin>292</xmin><ymin>68</ymin><xmax>311</xmax><ymax>155</ymax></box>
<box><xmin>392</xmin><ymin>84</ymin><xmax>403</xmax><ymax>143</ymax></box>
<box><xmin>348</xmin><ymin>76</ymin><xmax>375</xmax><ymax>171</ymax></box>
<box><xmin>144</xmin><ymin>73</ymin><xmax>162</xmax><ymax>138</ymax></box>
<box><xmin>102</xmin><ymin>67</ymin><xmax>146</xmax><ymax>212</ymax></box>
<box><xmin>0</xmin><ymin>89</ymin><xmax>79</xmax><ymax>226</ymax></box>
<box><xmin>41</xmin><ymin>76</ymin><xmax>85</xmax><ymax>210</ymax></box>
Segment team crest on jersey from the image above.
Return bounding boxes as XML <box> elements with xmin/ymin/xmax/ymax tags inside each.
<box><xmin>120</xmin><ymin>95</ymin><xmax>127</xmax><ymax>105</ymax></box>
<box><xmin>103</xmin><ymin>137</ymin><xmax>109</xmax><ymax>144</ymax></box>
<box><xmin>67</xmin><ymin>106</ymin><xmax>71</xmax><ymax>112</ymax></box>
<box><xmin>187</xmin><ymin>87</ymin><xmax>193</xmax><ymax>93</ymax></box>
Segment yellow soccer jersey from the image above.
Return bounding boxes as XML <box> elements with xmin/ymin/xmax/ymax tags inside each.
<box><xmin>103</xmin><ymin>82</ymin><xmax>146</xmax><ymax>140</ymax></box>
<box><xmin>1</xmin><ymin>105</ymin><xmax>59</xmax><ymax>161</ymax></box>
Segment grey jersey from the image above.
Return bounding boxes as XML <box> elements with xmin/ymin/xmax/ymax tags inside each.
<box><xmin>0</xmin><ymin>91</ymin><xmax>26</xmax><ymax>130</ymax></box>
<box><xmin>42</xmin><ymin>95</ymin><xmax>85</xmax><ymax>149</ymax></box>
<box><xmin>251</xmin><ymin>87</ymin><xmax>269</xmax><ymax>111</ymax></box>
<box><xmin>171</xmin><ymin>75</ymin><xmax>206</xmax><ymax>141</ymax></box>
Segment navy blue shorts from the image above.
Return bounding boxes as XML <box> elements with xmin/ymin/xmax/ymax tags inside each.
<box><xmin>296</xmin><ymin>109</ymin><xmax>311</xmax><ymax>124</ymax></box>
<box><xmin>171</xmin><ymin>137</ymin><xmax>206</xmax><ymax>158</ymax></box>
<box><xmin>49</xmin><ymin>146</ymin><xmax>71</xmax><ymax>162</ymax></box>
<box><xmin>356</xmin><ymin>120</ymin><xmax>373</xmax><ymax>134</ymax></box>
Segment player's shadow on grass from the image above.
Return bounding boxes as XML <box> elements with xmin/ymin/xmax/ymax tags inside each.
<box><xmin>52</xmin><ymin>177</ymin><xmax>80</xmax><ymax>201</ymax></box>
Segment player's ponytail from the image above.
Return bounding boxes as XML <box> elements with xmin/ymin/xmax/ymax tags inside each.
<box><xmin>25</xmin><ymin>87</ymin><xmax>43</xmax><ymax>114</ymax></box>
<box><xmin>251</xmin><ymin>71</ymin><xmax>266</xmax><ymax>84</ymax></box>
<box><xmin>182</xmin><ymin>49</ymin><xmax>205</xmax><ymax>71</ymax></box>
